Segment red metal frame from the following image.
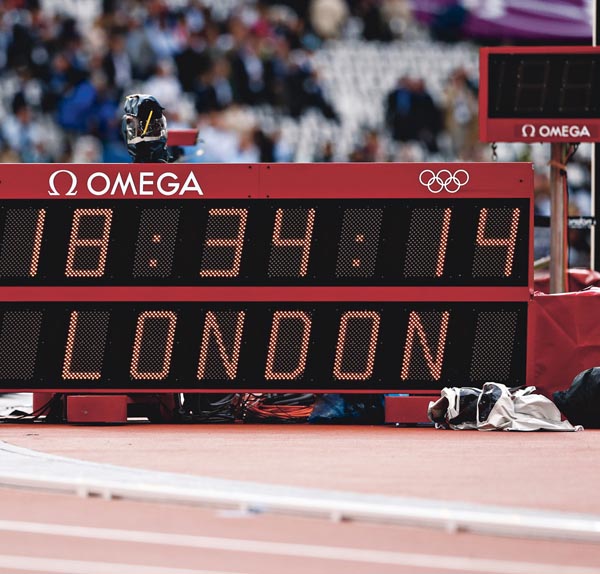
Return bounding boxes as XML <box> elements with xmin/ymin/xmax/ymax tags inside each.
<box><xmin>0</xmin><ymin>163</ymin><xmax>532</xmax><ymax>199</ymax></box>
<box><xmin>0</xmin><ymin>286</ymin><xmax>531</xmax><ymax>302</ymax></box>
<box><xmin>260</xmin><ymin>162</ymin><xmax>531</xmax><ymax>198</ymax></box>
<box><xmin>66</xmin><ymin>394</ymin><xmax>128</xmax><ymax>423</ymax></box>
<box><xmin>479</xmin><ymin>46</ymin><xmax>600</xmax><ymax>143</ymax></box>
<box><xmin>0</xmin><ymin>164</ymin><xmax>260</xmax><ymax>199</ymax></box>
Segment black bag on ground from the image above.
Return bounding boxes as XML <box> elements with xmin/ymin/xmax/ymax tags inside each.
<box><xmin>553</xmin><ymin>367</ymin><xmax>600</xmax><ymax>428</ymax></box>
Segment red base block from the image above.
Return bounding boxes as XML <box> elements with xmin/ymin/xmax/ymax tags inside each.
<box><xmin>66</xmin><ymin>395</ymin><xmax>128</xmax><ymax>423</ymax></box>
<box><xmin>33</xmin><ymin>392</ymin><xmax>177</xmax><ymax>423</ymax></box>
<box><xmin>385</xmin><ymin>395</ymin><xmax>436</xmax><ymax>424</ymax></box>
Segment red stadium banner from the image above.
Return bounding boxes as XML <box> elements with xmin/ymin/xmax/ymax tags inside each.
<box><xmin>0</xmin><ymin>163</ymin><xmax>533</xmax><ymax>393</ymax></box>
<box><xmin>479</xmin><ymin>46</ymin><xmax>600</xmax><ymax>143</ymax></box>
<box><xmin>531</xmin><ymin>288</ymin><xmax>600</xmax><ymax>396</ymax></box>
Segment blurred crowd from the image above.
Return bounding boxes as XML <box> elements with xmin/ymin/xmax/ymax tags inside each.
<box><xmin>0</xmin><ymin>0</ymin><xmax>478</xmax><ymax>164</ymax></box>
<box><xmin>0</xmin><ymin>0</ymin><xmax>593</xmax><ymax>266</ymax></box>
<box><xmin>0</xmin><ymin>0</ymin><xmax>407</xmax><ymax>163</ymax></box>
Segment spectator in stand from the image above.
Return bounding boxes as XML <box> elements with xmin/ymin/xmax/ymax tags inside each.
<box><xmin>87</xmin><ymin>73</ymin><xmax>123</xmax><ymax>160</ymax></box>
<box><xmin>237</xmin><ymin>128</ymin><xmax>261</xmax><ymax>162</ymax></box>
<box><xmin>349</xmin><ymin>129</ymin><xmax>386</xmax><ymax>162</ymax></box>
<box><xmin>102</xmin><ymin>31</ymin><xmax>134</xmax><ymax>98</ymax></box>
<box><xmin>8</xmin><ymin>91</ymin><xmax>64</xmax><ymax>162</ymax></box>
<box><xmin>430</xmin><ymin>1</ymin><xmax>468</xmax><ymax>43</ymax></box>
<box><xmin>144</xmin><ymin>3</ymin><xmax>186</xmax><ymax>61</ymax></box>
<box><xmin>175</xmin><ymin>29</ymin><xmax>212</xmax><ymax>93</ymax></box>
<box><xmin>194</xmin><ymin>66</ymin><xmax>219</xmax><ymax>115</ymax></box>
<box><xmin>124</xmin><ymin>15</ymin><xmax>156</xmax><ymax>80</ymax></box>
<box><xmin>385</xmin><ymin>75</ymin><xmax>412</xmax><ymax>142</ymax></box>
<box><xmin>2</xmin><ymin>93</ymin><xmax>45</xmax><ymax>162</ymax></box>
<box><xmin>143</xmin><ymin>59</ymin><xmax>183</xmax><ymax>116</ymax></box>
<box><xmin>286</xmin><ymin>54</ymin><xmax>338</xmax><ymax>120</ymax></box>
<box><xmin>444</xmin><ymin>67</ymin><xmax>478</xmax><ymax>159</ymax></box>
<box><xmin>197</xmin><ymin>110</ymin><xmax>248</xmax><ymax>163</ymax></box>
<box><xmin>71</xmin><ymin>135</ymin><xmax>103</xmax><ymax>163</ymax></box>
<box><xmin>192</xmin><ymin>56</ymin><xmax>236</xmax><ymax>116</ymax></box>
<box><xmin>229</xmin><ymin>22</ymin><xmax>267</xmax><ymax>105</ymax></box>
<box><xmin>263</xmin><ymin>36</ymin><xmax>292</xmax><ymax>107</ymax></box>
<box><xmin>315</xmin><ymin>140</ymin><xmax>335</xmax><ymax>162</ymax></box>
<box><xmin>385</xmin><ymin>76</ymin><xmax>442</xmax><ymax>152</ymax></box>
<box><xmin>56</xmin><ymin>67</ymin><xmax>98</xmax><ymax>135</ymax></box>
<box><xmin>350</xmin><ymin>0</ymin><xmax>393</xmax><ymax>41</ymax></box>
<box><xmin>410</xmin><ymin>78</ymin><xmax>442</xmax><ymax>153</ymax></box>
<box><xmin>253</xmin><ymin>127</ymin><xmax>275</xmax><ymax>162</ymax></box>
<box><xmin>272</xmin><ymin>129</ymin><xmax>294</xmax><ymax>162</ymax></box>
<box><xmin>309</xmin><ymin>0</ymin><xmax>349</xmax><ymax>40</ymax></box>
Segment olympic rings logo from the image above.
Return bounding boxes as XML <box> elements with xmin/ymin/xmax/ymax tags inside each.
<box><xmin>418</xmin><ymin>169</ymin><xmax>470</xmax><ymax>193</ymax></box>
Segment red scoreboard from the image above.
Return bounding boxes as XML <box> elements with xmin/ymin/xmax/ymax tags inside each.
<box><xmin>480</xmin><ymin>46</ymin><xmax>600</xmax><ymax>143</ymax></box>
<box><xmin>0</xmin><ymin>163</ymin><xmax>533</xmax><ymax>392</ymax></box>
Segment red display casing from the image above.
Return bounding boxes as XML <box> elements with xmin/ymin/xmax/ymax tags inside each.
<box><xmin>0</xmin><ymin>163</ymin><xmax>533</xmax><ymax>394</ymax></box>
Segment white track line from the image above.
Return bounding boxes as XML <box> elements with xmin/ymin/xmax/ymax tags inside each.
<box><xmin>0</xmin><ymin>520</ymin><xmax>598</xmax><ymax>574</ymax></box>
<box><xmin>0</xmin><ymin>554</ymin><xmax>243</xmax><ymax>574</ymax></box>
<box><xmin>2</xmin><ymin>441</ymin><xmax>599</xmax><ymax>543</ymax></box>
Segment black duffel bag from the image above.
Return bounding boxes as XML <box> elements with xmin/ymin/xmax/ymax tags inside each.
<box><xmin>554</xmin><ymin>367</ymin><xmax>600</xmax><ymax>428</ymax></box>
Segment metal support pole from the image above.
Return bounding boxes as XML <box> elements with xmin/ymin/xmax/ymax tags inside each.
<box><xmin>549</xmin><ymin>143</ymin><xmax>568</xmax><ymax>293</ymax></box>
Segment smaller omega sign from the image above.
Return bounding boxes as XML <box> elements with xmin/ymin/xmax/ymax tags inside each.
<box><xmin>479</xmin><ymin>46</ymin><xmax>600</xmax><ymax>143</ymax></box>
<box><xmin>519</xmin><ymin>124</ymin><xmax>593</xmax><ymax>140</ymax></box>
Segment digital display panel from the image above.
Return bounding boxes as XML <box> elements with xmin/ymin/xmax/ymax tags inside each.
<box><xmin>489</xmin><ymin>54</ymin><xmax>600</xmax><ymax>119</ymax></box>
<box><xmin>0</xmin><ymin>163</ymin><xmax>533</xmax><ymax>393</ymax></box>
<box><xmin>0</xmin><ymin>302</ymin><xmax>527</xmax><ymax>391</ymax></box>
<box><xmin>479</xmin><ymin>46</ymin><xmax>600</xmax><ymax>143</ymax></box>
<box><xmin>0</xmin><ymin>199</ymin><xmax>529</xmax><ymax>286</ymax></box>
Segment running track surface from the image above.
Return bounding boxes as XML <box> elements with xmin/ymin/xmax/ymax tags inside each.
<box><xmin>0</xmin><ymin>425</ymin><xmax>599</xmax><ymax>573</ymax></box>
<box><xmin>2</xmin><ymin>425</ymin><xmax>599</xmax><ymax>513</ymax></box>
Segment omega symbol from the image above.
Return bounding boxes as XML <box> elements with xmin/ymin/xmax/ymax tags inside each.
<box><xmin>48</xmin><ymin>170</ymin><xmax>78</xmax><ymax>196</ymax></box>
<box><xmin>521</xmin><ymin>124</ymin><xmax>536</xmax><ymax>137</ymax></box>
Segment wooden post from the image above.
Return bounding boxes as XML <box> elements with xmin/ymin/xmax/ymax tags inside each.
<box><xmin>549</xmin><ymin>143</ymin><xmax>568</xmax><ymax>293</ymax></box>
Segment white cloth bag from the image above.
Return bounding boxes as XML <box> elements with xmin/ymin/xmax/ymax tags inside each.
<box><xmin>428</xmin><ymin>383</ymin><xmax>583</xmax><ymax>431</ymax></box>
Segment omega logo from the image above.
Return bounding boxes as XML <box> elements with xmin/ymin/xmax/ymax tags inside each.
<box><xmin>48</xmin><ymin>170</ymin><xmax>204</xmax><ymax>197</ymax></box>
<box><xmin>521</xmin><ymin>124</ymin><xmax>591</xmax><ymax>138</ymax></box>
<box><xmin>521</xmin><ymin>124</ymin><xmax>536</xmax><ymax>137</ymax></box>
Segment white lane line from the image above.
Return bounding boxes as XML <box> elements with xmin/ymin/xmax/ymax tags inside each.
<box><xmin>0</xmin><ymin>554</ymin><xmax>244</xmax><ymax>574</ymax></box>
<box><xmin>0</xmin><ymin>520</ymin><xmax>598</xmax><ymax>574</ymax></box>
<box><xmin>2</xmin><ymin>441</ymin><xmax>599</xmax><ymax>542</ymax></box>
